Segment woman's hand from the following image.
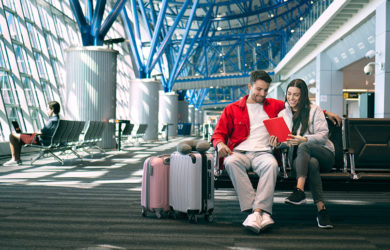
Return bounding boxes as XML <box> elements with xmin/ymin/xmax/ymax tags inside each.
<box><xmin>286</xmin><ymin>134</ymin><xmax>308</xmax><ymax>146</ymax></box>
<box><xmin>269</xmin><ymin>135</ymin><xmax>280</xmax><ymax>148</ymax></box>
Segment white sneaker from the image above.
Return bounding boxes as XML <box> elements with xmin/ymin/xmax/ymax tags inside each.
<box><xmin>2</xmin><ymin>159</ymin><xmax>22</xmax><ymax>166</ymax></box>
<box><xmin>242</xmin><ymin>212</ymin><xmax>262</xmax><ymax>233</ymax></box>
<box><xmin>260</xmin><ymin>212</ymin><xmax>274</xmax><ymax>231</ymax></box>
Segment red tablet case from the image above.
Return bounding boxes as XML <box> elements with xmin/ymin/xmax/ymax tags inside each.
<box><xmin>263</xmin><ymin>117</ymin><xmax>291</xmax><ymax>142</ymax></box>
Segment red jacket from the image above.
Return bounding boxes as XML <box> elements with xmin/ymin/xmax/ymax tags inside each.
<box><xmin>211</xmin><ymin>95</ymin><xmax>285</xmax><ymax>151</ymax></box>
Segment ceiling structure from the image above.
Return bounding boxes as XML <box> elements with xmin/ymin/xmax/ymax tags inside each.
<box><xmin>119</xmin><ymin>0</ymin><xmax>321</xmax><ymax>109</ymax></box>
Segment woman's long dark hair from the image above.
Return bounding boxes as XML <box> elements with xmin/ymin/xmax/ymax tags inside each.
<box><xmin>285</xmin><ymin>79</ymin><xmax>311</xmax><ymax>136</ymax></box>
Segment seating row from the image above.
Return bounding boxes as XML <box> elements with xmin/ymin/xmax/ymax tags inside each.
<box><xmin>25</xmin><ymin>120</ymin><xmax>106</xmax><ymax>165</ymax></box>
<box><xmin>214</xmin><ymin>118</ymin><xmax>390</xmax><ymax>188</ymax></box>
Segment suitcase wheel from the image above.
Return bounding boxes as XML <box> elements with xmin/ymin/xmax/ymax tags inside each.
<box><xmin>205</xmin><ymin>214</ymin><xmax>213</xmax><ymax>223</ymax></box>
<box><xmin>155</xmin><ymin>210</ymin><xmax>162</xmax><ymax>219</ymax></box>
<box><xmin>188</xmin><ymin>214</ymin><xmax>198</xmax><ymax>223</ymax></box>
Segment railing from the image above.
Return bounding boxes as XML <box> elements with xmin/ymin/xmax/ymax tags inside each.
<box><xmin>286</xmin><ymin>0</ymin><xmax>333</xmax><ymax>53</ymax></box>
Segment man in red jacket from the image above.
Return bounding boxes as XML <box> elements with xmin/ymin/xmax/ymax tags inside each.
<box><xmin>211</xmin><ymin>70</ymin><xmax>340</xmax><ymax>233</ymax></box>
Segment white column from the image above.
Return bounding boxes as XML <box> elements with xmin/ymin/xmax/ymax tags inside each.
<box><xmin>129</xmin><ymin>79</ymin><xmax>160</xmax><ymax>140</ymax></box>
<box><xmin>159</xmin><ymin>91</ymin><xmax>178</xmax><ymax>136</ymax></box>
<box><xmin>315</xmin><ymin>52</ymin><xmax>343</xmax><ymax>116</ymax></box>
<box><xmin>65</xmin><ymin>47</ymin><xmax>117</xmax><ymax>149</ymax></box>
<box><xmin>178</xmin><ymin>100</ymin><xmax>189</xmax><ymax>123</ymax></box>
<box><xmin>375</xmin><ymin>0</ymin><xmax>390</xmax><ymax>118</ymax></box>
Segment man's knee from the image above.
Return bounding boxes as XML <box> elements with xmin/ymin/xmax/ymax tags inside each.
<box><xmin>224</xmin><ymin>154</ymin><xmax>249</xmax><ymax>172</ymax></box>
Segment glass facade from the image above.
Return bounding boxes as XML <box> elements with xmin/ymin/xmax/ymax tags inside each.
<box><xmin>0</xmin><ymin>0</ymin><xmax>133</xmax><ymax>142</ymax></box>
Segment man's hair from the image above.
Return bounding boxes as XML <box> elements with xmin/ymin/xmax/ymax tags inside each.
<box><xmin>48</xmin><ymin>101</ymin><xmax>60</xmax><ymax>115</ymax></box>
<box><xmin>249</xmin><ymin>70</ymin><xmax>272</xmax><ymax>85</ymax></box>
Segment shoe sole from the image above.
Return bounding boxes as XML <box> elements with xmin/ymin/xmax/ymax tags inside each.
<box><xmin>243</xmin><ymin>224</ymin><xmax>260</xmax><ymax>234</ymax></box>
<box><xmin>285</xmin><ymin>199</ymin><xmax>306</xmax><ymax>205</ymax></box>
<box><xmin>260</xmin><ymin>221</ymin><xmax>274</xmax><ymax>232</ymax></box>
<box><xmin>316</xmin><ymin>217</ymin><xmax>334</xmax><ymax>229</ymax></box>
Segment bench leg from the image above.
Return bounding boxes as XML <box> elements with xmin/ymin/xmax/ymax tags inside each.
<box><xmin>47</xmin><ymin>151</ymin><xmax>64</xmax><ymax>165</ymax></box>
<box><xmin>70</xmin><ymin>148</ymin><xmax>83</xmax><ymax>159</ymax></box>
<box><xmin>349</xmin><ymin>153</ymin><xmax>358</xmax><ymax>180</ymax></box>
<box><xmin>343</xmin><ymin>152</ymin><xmax>348</xmax><ymax>173</ymax></box>
<box><xmin>281</xmin><ymin>150</ymin><xmax>288</xmax><ymax>179</ymax></box>
<box><xmin>31</xmin><ymin>150</ymin><xmax>45</xmax><ymax>164</ymax></box>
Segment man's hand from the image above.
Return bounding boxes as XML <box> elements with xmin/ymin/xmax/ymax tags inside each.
<box><xmin>217</xmin><ymin>142</ymin><xmax>232</xmax><ymax>158</ymax></box>
<box><xmin>325</xmin><ymin>111</ymin><xmax>342</xmax><ymax>126</ymax></box>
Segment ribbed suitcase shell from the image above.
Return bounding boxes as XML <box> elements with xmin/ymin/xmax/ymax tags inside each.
<box><xmin>169</xmin><ymin>151</ymin><xmax>214</xmax><ymax>219</ymax></box>
<box><xmin>141</xmin><ymin>155</ymin><xmax>170</xmax><ymax>218</ymax></box>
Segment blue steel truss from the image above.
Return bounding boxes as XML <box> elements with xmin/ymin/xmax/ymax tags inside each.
<box><xmin>70</xmin><ymin>0</ymin><xmax>317</xmax><ymax>108</ymax></box>
<box><xmin>69</xmin><ymin>0</ymin><xmax>128</xmax><ymax>45</ymax></box>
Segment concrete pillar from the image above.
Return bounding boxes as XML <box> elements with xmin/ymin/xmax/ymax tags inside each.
<box><xmin>188</xmin><ymin>105</ymin><xmax>195</xmax><ymax>135</ymax></box>
<box><xmin>65</xmin><ymin>47</ymin><xmax>117</xmax><ymax>149</ymax></box>
<box><xmin>178</xmin><ymin>100</ymin><xmax>189</xmax><ymax>123</ymax></box>
<box><xmin>159</xmin><ymin>91</ymin><xmax>178</xmax><ymax>136</ymax></box>
<box><xmin>375</xmin><ymin>0</ymin><xmax>390</xmax><ymax>117</ymax></box>
<box><xmin>129</xmin><ymin>79</ymin><xmax>160</xmax><ymax>140</ymax></box>
<box><xmin>315</xmin><ymin>52</ymin><xmax>343</xmax><ymax>116</ymax></box>
<box><xmin>188</xmin><ymin>105</ymin><xmax>195</xmax><ymax>124</ymax></box>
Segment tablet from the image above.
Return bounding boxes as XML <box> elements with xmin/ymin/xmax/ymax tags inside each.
<box><xmin>263</xmin><ymin>117</ymin><xmax>291</xmax><ymax>142</ymax></box>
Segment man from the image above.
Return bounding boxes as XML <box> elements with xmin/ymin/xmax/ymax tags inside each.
<box><xmin>211</xmin><ymin>71</ymin><xmax>341</xmax><ymax>233</ymax></box>
<box><xmin>3</xmin><ymin>101</ymin><xmax>60</xmax><ymax>166</ymax></box>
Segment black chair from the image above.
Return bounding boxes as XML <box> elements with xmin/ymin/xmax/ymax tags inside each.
<box><xmin>343</xmin><ymin>118</ymin><xmax>390</xmax><ymax>179</ymax></box>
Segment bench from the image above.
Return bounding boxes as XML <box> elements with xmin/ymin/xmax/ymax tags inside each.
<box><xmin>131</xmin><ymin>124</ymin><xmax>148</xmax><ymax>143</ymax></box>
<box><xmin>114</xmin><ymin>120</ymin><xmax>134</xmax><ymax>150</ymax></box>
<box><xmin>214</xmin><ymin>117</ymin><xmax>390</xmax><ymax>188</ymax></box>
<box><xmin>343</xmin><ymin>118</ymin><xmax>390</xmax><ymax>180</ymax></box>
<box><xmin>214</xmin><ymin>117</ymin><xmax>349</xmax><ymax>189</ymax></box>
<box><xmin>78</xmin><ymin>121</ymin><xmax>106</xmax><ymax>156</ymax></box>
<box><xmin>25</xmin><ymin>120</ymin><xmax>85</xmax><ymax>165</ymax></box>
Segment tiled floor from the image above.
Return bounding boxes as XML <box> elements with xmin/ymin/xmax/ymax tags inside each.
<box><xmin>1</xmin><ymin>137</ymin><xmax>390</xmax><ymax>249</ymax></box>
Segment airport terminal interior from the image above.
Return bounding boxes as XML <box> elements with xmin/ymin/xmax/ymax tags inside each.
<box><xmin>0</xmin><ymin>0</ymin><xmax>390</xmax><ymax>249</ymax></box>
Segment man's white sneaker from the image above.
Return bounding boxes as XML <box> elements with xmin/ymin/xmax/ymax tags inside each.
<box><xmin>260</xmin><ymin>212</ymin><xmax>274</xmax><ymax>231</ymax></box>
<box><xmin>2</xmin><ymin>159</ymin><xmax>22</xmax><ymax>166</ymax></box>
<box><xmin>242</xmin><ymin>212</ymin><xmax>262</xmax><ymax>233</ymax></box>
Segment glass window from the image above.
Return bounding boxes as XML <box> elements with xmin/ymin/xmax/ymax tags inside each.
<box><xmin>0</xmin><ymin>43</ymin><xmax>7</xmax><ymax>68</ymax></box>
<box><xmin>13</xmin><ymin>45</ymin><xmax>31</xmax><ymax>74</ymax></box>
<box><xmin>27</xmin><ymin>22</ymin><xmax>41</xmax><ymax>50</ymax></box>
<box><xmin>0</xmin><ymin>122</ymin><xmax>4</xmax><ymax>141</ymax></box>
<box><xmin>21</xmin><ymin>76</ymin><xmax>37</xmax><ymax>106</ymax></box>
<box><xmin>3</xmin><ymin>0</ymin><xmax>17</xmax><ymax>11</ymax></box>
<box><xmin>30</xmin><ymin>108</ymin><xmax>41</xmax><ymax>131</ymax></box>
<box><xmin>20</xmin><ymin>0</ymin><xmax>33</xmax><ymax>20</ymax></box>
<box><xmin>6</xmin><ymin>12</ymin><xmax>23</xmax><ymax>43</ymax></box>
<box><xmin>0</xmin><ymin>71</ymin><xmax>15</xmax><ymax>104</ymax></box>
<box><xmin>45</xmin><ymin>34</ymin><xmax>56</xmax><ymax>58</ymax></box>
<box><xmin>41</xmin><ymin>81</ymin><xmax>53</xmax><ymax>102</ymax></box>
<box><xmin>34</xmin><ymin>52</ymin><xmax>48</xmax><ymax>79</ymax></box>
<box><xmin>6</xmin><ymin>107</ymin><xmax>21</xmax><ymax>125</ymax></box>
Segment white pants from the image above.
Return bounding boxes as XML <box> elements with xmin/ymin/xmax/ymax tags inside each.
<box><xmin>224</xmin><ymin>150</ymin><xmax>278</xmax><ymax>214</ymax></box>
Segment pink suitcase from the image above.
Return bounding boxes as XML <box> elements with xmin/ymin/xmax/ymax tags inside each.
<box><xmin>141</xmin><ymin>155</ymin><xmax>170</xmax><ymax>218</ymax></box>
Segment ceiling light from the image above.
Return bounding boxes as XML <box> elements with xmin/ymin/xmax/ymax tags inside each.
<box><xmin>300</xmin><ymin>17</ymin><xmax>304</xmax><ymax>21</ymax></box>
<box><xmin>290</xmin><ymin>29</ymin><xmax>295</xmax><ymax>33</ymax></box>
<box><xmin>217</xmin><ymin>27</ymin><xmax>222</xmax><ymax>31</ymax></box>
<box><xmin>270</xmin><ymin>14</ymin><xmax>274</xmax><ymax>18</ymax></box>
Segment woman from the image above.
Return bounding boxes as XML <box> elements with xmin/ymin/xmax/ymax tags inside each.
<box><xmin>269</xmin><ymin>79</ymin><xmax>335</xmax><ymax>229</ymax></box>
